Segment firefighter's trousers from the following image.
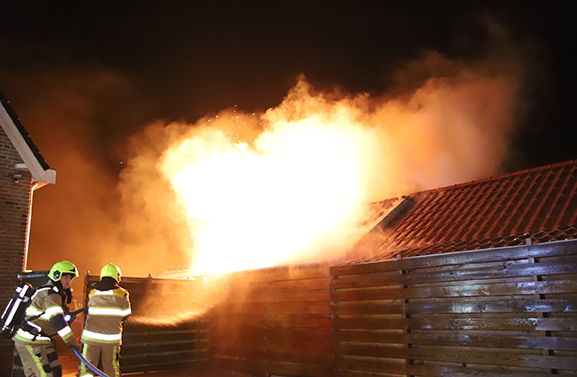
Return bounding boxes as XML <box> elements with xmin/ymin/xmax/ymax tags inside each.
<box><xmin>14</xmin><ymin>338</ymin><xmax>62</xmax><ymax>377</ymax></box>
<box><xmin>78</xmin><ymin>342</ymin><xmax>120</xmax><ymax>377</ymax></box>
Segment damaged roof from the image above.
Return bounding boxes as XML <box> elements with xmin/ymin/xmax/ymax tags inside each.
<box><xmin>161</xmin><ymin>160</ymin><xmax>577</xmax><ymax>278</ymax></box>
<box><xmin>347</xmin><ymin>159</ymin><xmax>577</xmax><ymax>264</ymax></box>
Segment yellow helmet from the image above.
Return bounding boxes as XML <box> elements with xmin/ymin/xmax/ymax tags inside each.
<box><xmin>48</xmin><ymin>261</ymin><xmax>78</xmax><ymax>282</ymax></box>
<box><xmin>100</xmin><ymin>263</ymin><xmax>122</xmax><ymax>282</ymax></box>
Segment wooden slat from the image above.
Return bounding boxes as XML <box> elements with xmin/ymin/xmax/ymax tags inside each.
<box><xmin>333</xmin><ymin>357</ymin><xmax>406</xmax><ymax>375</ymax></box>
<box><xmin>250</xmin><ymin>276</ymin><xmax>332</xmax><ymax>293</ymax></box>
<box><xmin>332</xmin><ymin>330</ymin><xmax>406</xmax><ymax>344</ymax></box>
<box><xmin>210</xmin><ymin>330</ymin><xmax>326</xmax><ymax>349</ymax></box>
<box><xmin>331</xmin><ymin>259</ymin><xmax>399</xmax><ymax>276</ymax></box>
<box><xmin>406</xmin><ymin>364</ymin><xmax>562</xmax><ymax>377</ymax></box>
<box><xmin>211</xmin><ymin>356</ymin><xmax>267</xmax><ymax>375</ymax></box>
<box><xmin>122</xmin><ymin>329</ymin><xmax>198</xmax><ymax>342</ymax></box>
<box><xmin>120</xmin><ymin>349</ymin><xmax>196</xmax><ymax>365</ymax></box>
<box><xmin>330</xmin><ymin>286</ymin><xmax>403</xmax><ymax>301</ymax></box>
<box><xmin>217</xmin><ymin>301</ymin><xmax>331</xmax><ymax>315</ymax></box>
<box><xmin>211</xmin><ymin>325</ymin><xmax>332</xmax><ymax>341</ymax></box>
<box><xmin>407</xmin><ymin>347</ymin><xmax>577</xmax><ymax>370</ymax></box>
<box><xmin>121</xmin><ymin>340</ymin><xmax>196</xmax><ymax>354</ymax></box>
<box><xmin>218</xmin><ymin>337</ymin><xmax>333</xmax><ymax>352</ymax></box>
<box><xmin>402</xmin><ymin>279</ymin><xmax>577</xmax><ymax>299</ymax></box>
<box><xmin>225</xmin><ymin>264</ymin><xmax>330</xmax><ymax>283</ymax></box>
<box><xmin>402</xmin><ymin>262</ymin><xmax>577</xmax><ymax>285</ymax></box>
<box><xmin>215</xmin><ymin>356</ymin><xmax>333</xmax><ymax>377</ymax></box>
<box><xmin>332</xmin><ymin>331</ymin><xmax>577</xmax><ymax>351</ymax></box>
<box><xmin>332</xmin><ymin>318</ymin><xmax>404</xmax><ymax>330</ymax></box>
<box><xmin>333</xmin><ymin>240</ymin><xmax>577</xmax><ymax>277</ymax></box>
<box><xmin>212</xmin><ymin>314</ymin><xmax>332</xmax><ymax>328</ymax></box>
<box><xmin>260</xmin><ymin>360</ymin><xmax>333</xmax><ymax>377</ymax></box>
<box><xmin>332</xmin><ymin>301</ymin><xmax>404</xmax><ymax>315</ymax></box>
<box><xmin>120</xmin><ymin>360</ymin><xmax>201</xmax><ymax>374</ymax></box>
<box><xmin>398</xmin><ymin>239</ymin><xmax>577</xmax><ymax>270</ymax></box>
<box><xmin>335</xmin><ymin>369</ymin><xmax>406</xmax><ymax>377</ymax></box>
<box><xmin>412</xmin><ymin>332</ymin><xmax>577</xmax><ymax>351</ymax></box>
<box><xmin>407</xmin><ymin>317</ymin><xmax>577</xmax><ymax>332</ymax></box>
<box><xmin>330</xmin><ymin>260</ymin><xmax>577</xmax><ymax>291</ymax></box>
<box><xmin>404</xmin><ymin>298</ymin><xmax>577</xmax><ymax>314</ymax></box>
<box><xmin>224</xmin><ymin>289</ymin><xmax>330</xmax><ymax>303</ymax></box>
<box><xmin>331</xmin><ymin>270</ymin><xmax>400</xmax><ymax>289</ymax></box>
<box><xmin>215</xmin><ymin>345</ymin><xmax>333</xmax><ymax>364</ymax></box>
<box><xmin>334</xmin><ymin>345</ymin><xmax>577</xmax><ymax>373</ymax></box>
<box><xmin>333</xmin><ymin>344</ymin><xmax>406</xmax><ymax>359</ymax></box>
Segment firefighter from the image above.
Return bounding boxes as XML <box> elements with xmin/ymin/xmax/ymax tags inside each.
<box><xmin>79</xmin><ymin>263</ymin><xmax>131</xmax><ymax>377</ymax></box>
<box><xmin>13</xmin><ymin>260</ymin><xmax>80</xmax><ymax>377</ymax></box>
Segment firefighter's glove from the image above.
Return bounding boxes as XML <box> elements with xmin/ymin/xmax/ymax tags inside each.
<box><xmin>70</xmin><ymin>344</ymin><xmax>80</xmax><ymax>355</ymax></box>
<box><xmin>69</xmin><ymin>338</ymin><xmax>80</xmax><ymax>350</ymax></box>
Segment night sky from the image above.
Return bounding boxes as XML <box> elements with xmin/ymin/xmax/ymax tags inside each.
<box><xmin>1</xmin><ymin>1</ymin><xmax>576</xmax><ymax>277</ymax></box>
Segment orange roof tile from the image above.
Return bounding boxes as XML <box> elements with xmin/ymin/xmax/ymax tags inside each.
<box><xmin>347</xmin><ymin>160</ymin><xmax>577</xmax><ymax>264</ymax></box>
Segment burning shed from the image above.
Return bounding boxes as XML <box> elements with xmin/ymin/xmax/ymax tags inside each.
<box><xmin>329</xmin><ymin>159</ymin><xmax>577</xmax><ymax>376</ymax></box>
<box><xmin>348</xmin><ymin>159</ymin><xmax>577</xmax><ymax>262</ymax></box>
<box><xmin>140</xmin><ymin>159</ymin><xmax>577</xmax><ymax>377</ymax></box>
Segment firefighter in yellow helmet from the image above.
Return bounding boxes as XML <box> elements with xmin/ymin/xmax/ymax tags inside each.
<box><xmin>79</xmin><ymin>263</ymin><xmax>131</xmax><ymax>377</ymax></box>
<box><xmin>13</xmin><ymin>261</ymin><xmax>80</xmax><ymax>377</ymax></box>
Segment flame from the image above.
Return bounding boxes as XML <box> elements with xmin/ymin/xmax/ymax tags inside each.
<box><xmin>160</xmin><ymin>85</ymin><xmax>379</xmax><ymax>275</ymax></box>
<box><xmin>155</xmin><ymin>65</ymin><xmax>519</xmax><ymax>276</ymax></box>
<box><xmin>116</xmin><ymin>49</ymin><xmax>524</xmax><ymax>324</ymax></box>
<box><xmin>117</xmin><ymin>49</ymin><xmax>522</xmax><ymax>283</ymax></box>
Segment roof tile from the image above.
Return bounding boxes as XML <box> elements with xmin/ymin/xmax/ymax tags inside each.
<box><xmin>348</xmin><ymin>160</ymin><xmax>577</xmax><ymax>263</ymax></box>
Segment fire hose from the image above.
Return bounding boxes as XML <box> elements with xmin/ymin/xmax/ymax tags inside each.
<box><xmin>71</xmin><ymin>346</ymin><xmax>109</xmax><ymax>377</ymax></box>
<box><xmin>67</xmin><ymin>307</ymin><xmax>110</xmax><ymax>377</ymax></box>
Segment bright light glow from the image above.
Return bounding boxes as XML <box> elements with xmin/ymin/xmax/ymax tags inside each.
<box><xmin>117</xmin><ymin>56</ymin><xmax>520</xmax><ymax>279</ymax></box>
<box><xmin>161</xmin><ymin>98</ymin><xmax>380</xmax><ymax>275</ymax></box>
<box><xmin>117</xmin><ymin>49</ymin><xmax>522</xmax><ymax>324</ymax></box>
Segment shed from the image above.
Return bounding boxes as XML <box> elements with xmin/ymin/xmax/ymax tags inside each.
<box><xmin>158</xmin><ymin>160</ymin><xmax>577</xmax><ymax>376</ymax></box>
<box><xmin>330</xmin><ymin>160</ymin><xmax>577</xmax><ymax>376</ymax></box>
<box><xmin>347</xmin><ymin>159</ymin><xmax>577</xmax><ymax>263</ymax></box>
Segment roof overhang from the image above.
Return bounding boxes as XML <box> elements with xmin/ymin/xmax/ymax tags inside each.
<box><xmin>0</xmin><ymin>95</ymin><xmax>56</xmax><ymax>189</ymax></box>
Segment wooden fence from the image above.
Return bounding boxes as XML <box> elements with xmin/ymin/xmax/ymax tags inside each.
<box><xmin>82</xmin><ymin>238</ymin><xmax>577</xmax><ymax>376</ymax></box>
<box><xmin>83</xmin><ymin>275</ymin><xmax>209</xmax><ymax>374</ymax></box>
<box><xmin>207</xmin><ymin>263</ymin><xmax>333</xmax><ymax>377</ymax></box>
<box><xmin>330</xmin><ymin>239</ymin><xmax>577</xmax><ymax>376</ymax></box>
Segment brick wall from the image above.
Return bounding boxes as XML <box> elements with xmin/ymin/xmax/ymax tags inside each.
<box><xmin>0</xmin><ymin>126</ymin><xmax>33</xmax><ymax>377</ymax></box>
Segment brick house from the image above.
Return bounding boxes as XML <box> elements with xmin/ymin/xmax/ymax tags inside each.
<box><xmin>0</xmin><ymin>91</ymin><xmax>56</xmax><ymax>376</ymax></box>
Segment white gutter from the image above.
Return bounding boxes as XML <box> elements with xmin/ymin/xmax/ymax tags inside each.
<box><xmin>0</xmin><ymin>101</ymin><xmax>56</xmax><ymax>188</ymax></box>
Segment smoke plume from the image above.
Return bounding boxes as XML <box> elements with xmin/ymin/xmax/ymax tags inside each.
<box><xmin>0</xmin><ymin>16</ymin><xmax>530</xmax><ymax>310</ymax></box>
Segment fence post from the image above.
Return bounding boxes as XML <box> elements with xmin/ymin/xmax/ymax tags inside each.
<box><xmin>398</xmin><ymin>253</ymin><xmax>413</xmax><ymax>377</ymax></box>
<box><xmin>528</xmin><ymin>243</ymin><xmax>557</xmax><ymax>375</ymax></box>
<box><xmin>330</xmin><ymin>271</ymin><xmax>340</xmax><ymax>377</ymax></box>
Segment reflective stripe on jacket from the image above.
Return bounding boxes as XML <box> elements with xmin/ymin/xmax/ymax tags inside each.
<box><xmin>13</xmin><ymin>282</ymin><xmax>77</xmax><ymax>346</ymax></box>
<box><xmin>81</xmin><ymin>287</ymin><xmax>131</xmax><ymax>345</ymax></box>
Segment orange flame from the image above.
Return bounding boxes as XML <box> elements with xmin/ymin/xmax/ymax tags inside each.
<box><xmin>155</xmin><ymin>65</ymin><xmax>519</xmax><ymax>276</ymax></box>
<box><xmin>160</xmin><ymin>85</ymin><xmax>378</xmax><ymax>275</ymax></box>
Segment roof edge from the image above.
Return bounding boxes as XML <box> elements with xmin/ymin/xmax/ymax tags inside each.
<box><xmin>420</xmin><ymin>159</ymin><xmax>577</xmax><ymax>195</ymax></box>
<box><xmin>0</xmin><ymin>91</ymin><xmax>56</xmax><ymax>186</ymax></box>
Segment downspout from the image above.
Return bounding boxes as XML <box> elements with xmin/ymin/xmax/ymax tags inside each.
<box><xmin>23</xmin><ymin>181</ymin><xmax>39</xmax><ymax>270</ymax></box>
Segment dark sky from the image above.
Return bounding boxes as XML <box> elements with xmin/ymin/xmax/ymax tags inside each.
<box><xmin>1</xmin><ymin>1</ymin><xmax>576</xmax><ymax>277</ymax></box>
<box><xmin>2</xmin><ymin>1</ymin><xmax>575</xmax><ymax>171</ymax></box>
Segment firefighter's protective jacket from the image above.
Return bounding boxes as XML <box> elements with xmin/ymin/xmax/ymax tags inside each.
<box><xmin>13</xmin><ymin>280</ymin><xmax>78</xmax><ymax>347</ymax></box>
<box><xmin>81</xmin><ymin>281</ymin><xmax>131</xmax><ymax>345</ymax></box>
